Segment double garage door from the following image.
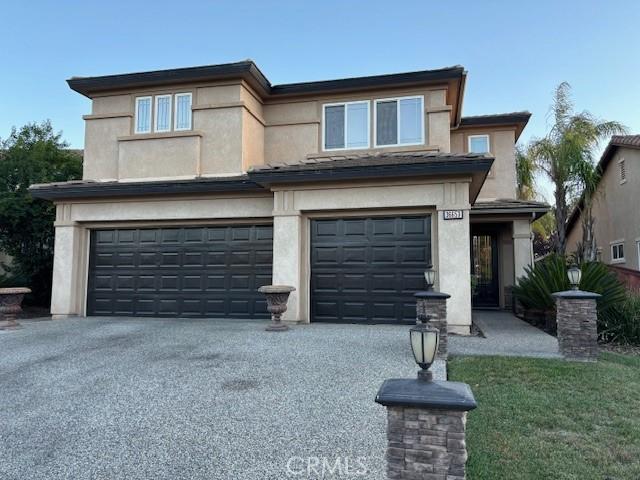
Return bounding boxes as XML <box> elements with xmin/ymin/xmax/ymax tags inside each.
<box><xmin>87</xmin><ymin>215</ymin><xmax>431</xmax><ymax>323</ymax></box>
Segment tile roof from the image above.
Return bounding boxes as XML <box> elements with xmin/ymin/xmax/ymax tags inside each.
<box><xmin>249</xmin><ymin>150</ymin><xmax>489</xmax><ymax>173</ymax></box>
<box><xmin>459</xmin><ymin>112</ymin><xmax>531</xmax><ymax>127</ymax></box>
<box><xmin>610</xmin><ymin>134</ymin><xmax>640</xmax><ymax>149</ymax></box>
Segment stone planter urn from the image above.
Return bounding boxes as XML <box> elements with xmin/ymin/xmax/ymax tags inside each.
<box><xmin>258</xmin><ymin>285</ymin><xmax>295</xmax><ymax>332</ymax></box>
<box><xmin>0</xmin><ymin>287</ymin><xmax>31</xmax><ymax>330</ymax></box>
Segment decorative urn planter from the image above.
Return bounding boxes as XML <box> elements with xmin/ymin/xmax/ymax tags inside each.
<box><xmin>257</xmin><ymin>285</ymin><xmax>296</xmax><ymax>332</ymax></box>
<box><xmin>0</xmin><ymin>287</ymin><xmax>31</xmax><ymax>330</ymax></box>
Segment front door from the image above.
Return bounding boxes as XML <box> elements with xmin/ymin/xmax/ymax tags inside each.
<box><xmin>471</xmin><ymin>228</ymin><xmax>500</xmax><ymax>308</ymax></box>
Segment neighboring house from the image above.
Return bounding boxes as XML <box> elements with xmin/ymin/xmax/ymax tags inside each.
<box><xmin>567</xmin><ymin>135</ymin><xmax>640</xmax><ymax>271</ymax></box>
<box><xmin>30</xmin><ymin>61</ymin><xmax>547</xmax><ymax>334</ymax></box>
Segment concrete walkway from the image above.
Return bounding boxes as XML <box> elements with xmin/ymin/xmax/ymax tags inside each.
<box><xmin>449</xmin><ymin>310</ymin><xmax>561</xmax><ymax>358</ymax></box>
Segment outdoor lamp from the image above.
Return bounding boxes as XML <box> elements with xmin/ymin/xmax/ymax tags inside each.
<box><xmin>424</xmin><ymin>266</ymin><xmax>436</xmax><ymax>291</ymax></box>
<box><xmin>567</xmin><ymin>265</ymin><xmax>582</xmax><ymax>290</ymax></box>
<box><xmin>410</xmin><ymin>323</ymin><xmax>439</xmax><ymax>381</ymax></box>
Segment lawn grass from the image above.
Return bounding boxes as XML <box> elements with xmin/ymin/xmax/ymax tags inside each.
<box><xmin>448</xmin><ymin>353</ymin><xmax>640</xmax><ymax>480</ymax></box>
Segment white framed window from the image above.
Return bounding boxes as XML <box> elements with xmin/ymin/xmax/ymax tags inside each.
<box><xmin>611</xmin><ymin>241</ymin><xmax>625</xmax><ymax>263</ymax></box>
<box><xmin>174</xmin><ymin>93</ymin><xmax>193</xmax><ymax>131</ymax></box>
<box><xmin>619</xmin><ymin>158</ymin><xmax>626</xmax><ymax>184</ymax></box>
<box><xmin>322</xmin><ymin>101</ymin><xmax>370</xmax><ymax>151</ymax></box>
<box><xmin>154</xmin><ymin>95</ymin><xmax>172</xmax><ymax>132</ymax></box>
<box><xmin>468</xmin><ymin>134</ymin><xmax>491</xmax><ymax>154</ymax></box>
<box><xmin>374</xmin><ymin>95</ymin><xmax>424</xmax><ymax>147</ymax></box>
<box><xmin>134</xmin><ymin>96</ymin><xmax>152</xmax><ymax>134</ymax></box>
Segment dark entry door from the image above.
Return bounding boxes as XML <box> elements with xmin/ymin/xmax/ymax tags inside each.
<box><xmin>87</xmin><ymin>225</ymin><xmax>273</xmax><ymax>318</ymax></box>
<box><xmin>471</xmin><ymin>229</ymin><xmax>499</xmax><ymax>307</ymax></box>
<box><xmin>310</xmin><ymin>215</ymin><xmax>431</xmax><ymax>324</ymax></box>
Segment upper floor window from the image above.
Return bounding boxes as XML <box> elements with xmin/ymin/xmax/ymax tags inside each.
<box><xmin>175</xmin><ymin>93</ymin><xmax>193</xmax><ymax>131</ymax></box>
<box><xmin>323</xmin><ymin>101</ymin><xmax>369</xmax><ymax>150</ymax></box>
<box><xmin>611</xmin><ymin>242</ymin><xmax>625</xmax><ymax>262</ymax></box>
<box><xmin>154</xmin><ymin>95</ymin><xmax>172</xmax><ymax>132</ymax></box>
<box><xmin>135</xmin><ymin>96</ymin><xmax>152</xmax><ymax>134</ymax></box>
<box><xmin>135</xmin><ymin>92</ymin><xmax>192</xmax><ymax>134</ymax></box>
<box><xmin>375</xmin><ymin>96</ymin><xmax>424</xmax><ymax>147</ymax></box>
<box><xmin>468</xmin><ymin>134</ymin><xmax>490</xmax><ymax>154</ymax></box>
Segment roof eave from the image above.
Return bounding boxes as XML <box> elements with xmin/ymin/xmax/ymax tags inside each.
<box><xmin>29</xmin><ymin>177</ymin><xmax>266</xmax><ymax>201</ymax></box>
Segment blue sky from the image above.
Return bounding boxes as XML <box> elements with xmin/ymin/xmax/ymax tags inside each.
<box><xmin>1</xmin><ymin>0</ymin><xmax>639</xmax><ymax>197</ymax></box>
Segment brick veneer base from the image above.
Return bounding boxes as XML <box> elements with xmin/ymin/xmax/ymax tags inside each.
<box><xmin>554</xmin><ymin>295</ymin><xmax>599</xmax><ymax>361</ymax></box>
<box><xmin>386</xmin><ymin>406</ymin><xmax>468</xmax><ymax>480</ymax></box>
<box><xmin>416</xmin><ymin>297</ymin><xmax>448</xmax><ymax>359</ymax></box>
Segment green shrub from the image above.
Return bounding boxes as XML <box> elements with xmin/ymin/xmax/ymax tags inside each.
<box><xmin>600</xmin><ymin>294</ymin><xmax>640</xmax><ymax>344</ymax></box>
<box><xmin>513</xmin><ymin>254</ymin><xmax>627</xmax><ymax>338</ymax></box>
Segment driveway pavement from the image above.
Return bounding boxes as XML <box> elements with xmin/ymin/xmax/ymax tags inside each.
<box><xmin>1</xmin><ymin>317</ymin><xmax>429</xmax><ymax>480</ymax></box>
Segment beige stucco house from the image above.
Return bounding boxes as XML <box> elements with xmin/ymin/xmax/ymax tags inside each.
<box><xmin>567</xmin><ymin>135</ymin><xmax>640</xmax><ymax>270</ymax></box>
<box><xmin>30</xmin><ymin>61</ymin><xmax>547</xmax><ymax>334</ymax></box>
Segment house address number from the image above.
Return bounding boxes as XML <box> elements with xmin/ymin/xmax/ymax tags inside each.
<box><xmin>443</xmin><ymin>210</ymin><xmax>464</xmax><ymax>220</ymax></box>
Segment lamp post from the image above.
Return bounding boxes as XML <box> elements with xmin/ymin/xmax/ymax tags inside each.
<box><xmin>423</xmin><ymin>265</ymin><xmax>436</xmax><ymax>291</ymax></box>
<box><xmin>567</xmin><ymin>265</ymin><xmax>582</xmax><ymax>290</ymax></box>
<box><xmin>409</xmin><ymin>323</ymin><xmax>439</xmax><ymax>381</ymax></box>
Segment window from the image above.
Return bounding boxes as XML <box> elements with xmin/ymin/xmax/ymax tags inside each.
<box><xmin>175</xmin><ymin>93</ymin><xmax>193</xmax><ymax>131</ymax></box>
<box><xmin>619</xmin><ymin>158</ymin><xmax>626</xmax><ymax>184</ymax></box>
<box><xmin>375</xmin><ymin>96</ymin><xmax>424</xmax><ymax>147</ymax></box>
<box><xmin>468</xmin><ymin>135</ymin><xmax>490</xmax><ymax>154</ymax></box>
<box><xmin>154</xmin><ymin>95</ymin><xmax>172</xmax><ymax>132</ymax></box>
<box><xmin>134</xmin><ymin>96</ymin><xmax>152</xmax><ymax>134</ymax></box>
<box><xmin>323</xmin><ymin>101</ymin><xmax>369</xmax><ymax>150</ymax></box>
<box><xmin>612</xmin><ymin>242</ymin><xmax>625</xmax><ymax>262</ymax></box>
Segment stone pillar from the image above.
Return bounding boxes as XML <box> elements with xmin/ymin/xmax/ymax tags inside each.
<box><xmin>272</xmin><ymin>191</ymin><xmax>305</xmax><ymax>323</ymax></box>
<box><xmin>437</xmin><ymin>206</ymin><xmax>471</xmax><ymax>335</ymax></box>
<box><xmin>415</xmin><ymin>291</ymin><xmax>451</xmax><ymax>359</ymax></box>
<box><xmin>51</xmin><ymin>220</ymin><xmax>87</xmax><ymax>319</ymax></box>
<box><xmin>376</xmin><ymin>378</ymin><xmax>477</xmax><ymax>480</ymax></box>
<box><xmin>512</xmin><ymin>219</ymin><xmax>533</xmax><ymax>282</ymax></box>
<box><xmin>552</xmin><ymin>290</ymin><xmax>601</xmax><ymax>361</ymax></box>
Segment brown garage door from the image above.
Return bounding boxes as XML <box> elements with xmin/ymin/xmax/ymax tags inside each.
<box><xmin>310</xmin><ymin>215</ymin><xmax>431</xmax><ymax>324</ymax></box>
<box><xmin>87</xmin><ymin>225</ymin><xmax>273</xmax><ymax>318</ymax></box>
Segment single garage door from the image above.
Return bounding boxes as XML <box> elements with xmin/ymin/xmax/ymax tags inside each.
<box><xmin>311</xmin><ymin>215</ymin><xmax>431</xmax><ymax>324</ymax></box>
<box><xmin>87</xmin><ymin>225</ymin><xmax>272</xmax><ymax>318</ymax></box>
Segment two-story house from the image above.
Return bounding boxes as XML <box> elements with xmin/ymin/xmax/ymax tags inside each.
<box><xmin>567</xmin><ymin>135</ymin><xmax>640</xmax><ymax>273</ymax></box>
<box><xmin>30</xmin><ymin>61</ymin><xmax>547</xmax><ymax>334</ymax></box>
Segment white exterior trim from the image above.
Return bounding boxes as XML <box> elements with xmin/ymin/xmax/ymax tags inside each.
<box><xmin>321</xmin><ymin>100</ymin><xmax>371</xmax><ymax>152</ymax></box>
<box><xmin>373</xmin><ymin>95</ymin><xmax>425</xmax><ymax>148</ymax></box>
<box><xmin>610</xmin><ymin>240</ymin><xmax>625</xmax><ymax>263</ymax></box>
<box><xmin>174</xmin><ymin>92</ymin><xmax>193</xmax><ymax>131</ymax></box>
<box><xmin>468</xmin><ymin>134</ymin><xmax>491</xmax><ymax>154</ymax></box>
<box><xmin>153</xmin><ymin>94</ymin><xmax>172</xmax><ymax>133</ymax></box>
<box><xmin>134</xmin><ymin>96</ymin><xmax>152</xmax><ymax>134</ymax></box>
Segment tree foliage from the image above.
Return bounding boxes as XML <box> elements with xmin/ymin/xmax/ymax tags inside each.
<box><xmin>523</xmin><ymin>82</ymin><xmax>626</xmax><ymax>255</ymax></box>
<box><xmin>0</xmin><ymin>121</ymin><xmax>82</xmax><ymax>304</ymax></box>
<box><xmin>515</xmin><ymin>144</ymin><xmax>536</xmax><ymax>200</ymax></box>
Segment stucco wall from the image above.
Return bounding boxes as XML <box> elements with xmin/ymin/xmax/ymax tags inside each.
<box><xmin>567</xmin><ymin>147</ymin><xmax>640</xmax><ymax>269</ymax></box>
<box><xmin>451</xmin><ymin>127</ymin><xmax>517</xmax><ymax>200</ymax></box>
<box><xmin>82</xmin><ymin>83</ymin><xmax>453</xmax><ymax>181</ymax></box>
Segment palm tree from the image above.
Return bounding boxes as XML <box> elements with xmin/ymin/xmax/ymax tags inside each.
<box><xmin>515</xmin><ymin>145</ymin><xmax>536</xmax><ymax>200</ymax></box>
<box><xmin>525</xmin><ymin>82</ymin><xmax>626</xmax><ymax>255</ymax></box>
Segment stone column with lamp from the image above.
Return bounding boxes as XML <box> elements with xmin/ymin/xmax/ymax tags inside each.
<box><xmin>552</xmin><ymin>265</ymin><xmax>601</xmax><ymax>362</ymax></box>
<box><xmin>415</xmin><ymin>266</ymin><xmax>451</xmax><ymax>359</ymax></box>
<box><xmin>376</xmin><ymin>322</ymin><xmax>477</xmax><ymax>480</ymax></box>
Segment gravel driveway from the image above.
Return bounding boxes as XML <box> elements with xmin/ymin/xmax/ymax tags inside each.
<box><xmin>1</xmin><ymin>317</ymin><xmax>421</xmax><ymax>480</ymax></box>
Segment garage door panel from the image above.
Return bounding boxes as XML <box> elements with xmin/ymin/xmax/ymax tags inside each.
<box><xmin>87</xmin><ymin>225</ymin><xmax>272</xmax><ymax>318</ymax></box>
<box><xmin>311</xmin><ymin>215</ymin><xmax>430</xmax><ymax>324</ymax></box>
